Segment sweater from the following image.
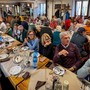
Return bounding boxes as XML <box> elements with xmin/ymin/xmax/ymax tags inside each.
<box><xmin>53</xmin><ymin>43</ymin><xmax>82</xmax><ymax>69</ymax></box>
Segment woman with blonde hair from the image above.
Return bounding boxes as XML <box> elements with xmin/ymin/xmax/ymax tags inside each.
<box><xmin>39</xmin><ymin>33</ymin><xmax>54</xmax><ymax>59</ymax></box>
<box><xmin>22</xmin><ymin>30</ymin><xmax>39</xmax><ymax>51</ymax></box>
<box><xmin>84</xmin><ymin>20</ymin><xmax>90</xmax><ymax>35</ymax></box>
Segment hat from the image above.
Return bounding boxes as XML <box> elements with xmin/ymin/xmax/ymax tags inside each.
<box><xmin>77</xmin><ymin>27</ymin><xmax>86</xmax><ymax>33</ymax></box>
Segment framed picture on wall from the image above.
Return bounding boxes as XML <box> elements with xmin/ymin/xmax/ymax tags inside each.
<box><xmin>55</xmin><ymin>4</ymin><xmax>61</xmax><ymax>9</ymax></box>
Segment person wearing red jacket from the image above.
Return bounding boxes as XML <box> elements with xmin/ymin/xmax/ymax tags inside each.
<box><xmin>65</xmin><ymin>17</ymin><xmax>71</xmax><ymax>30</ymax></box>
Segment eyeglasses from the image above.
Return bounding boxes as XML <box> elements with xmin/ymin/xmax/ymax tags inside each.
<box><xmin>28</xmin><ymin>34</ymin><xmax>34</xmax><ymax>36</ymax></box>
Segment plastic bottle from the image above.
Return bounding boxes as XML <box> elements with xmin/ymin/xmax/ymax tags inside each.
<box><xmin>0</xmin><ymin>34</ymin><xmax>3</xmax><ymax>42</ymax></box>
<box><xmin>33</xmin><ymin>50</ymin><xmax>38</xmax><ymax>69</ymax></box>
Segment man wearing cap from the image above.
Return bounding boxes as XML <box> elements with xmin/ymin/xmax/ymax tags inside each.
<box><xmin>71</xmin><ymin>27</ymin><xmax>88</xmax><ymax>57</ymax></box>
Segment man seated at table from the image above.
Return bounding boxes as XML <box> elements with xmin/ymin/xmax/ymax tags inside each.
<box><xmin>17</xmin><ymin>25</ymin><xmax>27</xmax><ymax>43</ymax></box>
<box><xmin>53</xmin><ymin>32</ymin><xmax>82</xmax><ymax>72</ymax></box>
<box><xmin>71</xmin><ymin>27</ymin><xmax>88</xmax><ymax>57</ymax></box>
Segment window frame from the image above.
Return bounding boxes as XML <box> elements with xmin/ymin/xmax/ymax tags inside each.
<box><xmin>75</xmin><ymin>0</ymin><xmax>89</xmax><ymax>17</ymax></box>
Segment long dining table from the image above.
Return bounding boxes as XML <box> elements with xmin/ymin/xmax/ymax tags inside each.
<box><xmin>0</xmin><ymin>33</ymin><xmax>83</xmax><ymax>90</ymax></box>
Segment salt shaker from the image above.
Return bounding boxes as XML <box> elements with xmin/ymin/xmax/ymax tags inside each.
<box><xmin>63</xmin><ymin>80</ymin><xmax>69</xmax><ymax>90</ymax></box>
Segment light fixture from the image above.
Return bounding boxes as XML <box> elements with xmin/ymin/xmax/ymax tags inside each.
<box><xmin>12</xmin><ymin>5</ymin><xmax>14</xmax><ymax>7</ymax></box>
<box><xmin>6</xmin><ymin>5</ymin><xmax>9</xmax><ymax>7</ymax></box>
<box><xmin>27</xmin><ymin>4</ymin><xmax>30</xmax><ymax>7</ymax></box>
<box><xmin>2</xmin><ymin>5</ymin><xmax>4</xmax><ymax>7</ymax></box>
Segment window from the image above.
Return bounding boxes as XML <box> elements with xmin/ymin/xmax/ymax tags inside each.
<box><xmin>75</xmin><ymin>0</ymin><xmax>89</xmax><ymax>16</ymax></box>
<box><xmin>82</xmin><ymin>1</ymin><xmax>88</xmax><ymax>16</ymax></box>
<box><xmin>76</xmin><ymin>1</ymin><xmax>82</xmax><ymax>15</ymax></box>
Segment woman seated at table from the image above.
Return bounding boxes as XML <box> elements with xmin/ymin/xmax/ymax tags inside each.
<box><xmin>53</xmin><ymin>32</ymin><xmax>82</xmax><ymax>72</ymax></box>
<box><xmin>77</xmin><ymin>58</ymin><xmax>90</xmax><ymax>79</ymax></box>
<box><xmin>39</xmin><ymin>33</ymin><xmax>54</xmax><ymax>60</ymax></box>
<box><xmin>22</xmin><ymin>30</ymin><xmax>39</xmax><ymax>51</ymax></box>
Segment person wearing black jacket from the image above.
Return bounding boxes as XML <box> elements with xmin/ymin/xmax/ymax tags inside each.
<box><xmin>39</xmin><ymin>33</ymin><xmax>54</xmax><ymax>60</ymax></box>
<box><xmin>40</xmin><ymin>22</ymin><xmax>53</xmax><ymax>42</ymax></box>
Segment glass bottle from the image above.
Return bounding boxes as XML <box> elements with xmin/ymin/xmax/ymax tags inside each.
<box><xmin>54</xmin><ymin>79</ymin><xmax>62</xmax><ymax>90</ymax></box>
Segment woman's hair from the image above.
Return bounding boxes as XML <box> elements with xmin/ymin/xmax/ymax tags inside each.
<box><xmin>27</xmin><ymin>30</ymin><xmax>36</xmax><ymax>39</ymax></box>
<box><xmin>41</xmin><ymin>33</ymin><xmax>51</xmax><ymax>45</ymax></box>
<box><xmin>85</xmin><ymin>20</ymin><xmax>90</xmax><ymax>26</ymax></box>
<box><xmin>14</xmin><ymin>23</ymin><xmax>19</xmax><ymax>27</ymax></box>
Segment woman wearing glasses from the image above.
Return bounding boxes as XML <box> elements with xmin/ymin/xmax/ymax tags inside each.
<box><xmin>39</xmin><ymin>33</ymin><xmax>54</xmax><ymax>60</ymax></box>
<box><xmin>22</xmin><ymin>30</ymin><xmax>39</xmax><ymax>51</ymax></box>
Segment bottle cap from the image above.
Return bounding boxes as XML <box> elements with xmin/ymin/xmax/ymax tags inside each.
<box><xmin>64</xmin><ymin>80</ymin><xmax>69</xmax><ymax>86</ymax></box>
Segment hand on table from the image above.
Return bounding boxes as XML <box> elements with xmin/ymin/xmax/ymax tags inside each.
<box><xmin>68</xmin><ymin>67</ymin><xmax>75</xmax><ymax>72</ymax></box>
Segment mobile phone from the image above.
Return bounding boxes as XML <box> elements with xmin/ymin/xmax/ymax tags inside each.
<box><xmin>45</xmin><ymin>62</ymin><xmax>52</xmax><ymax>68</ymax></box>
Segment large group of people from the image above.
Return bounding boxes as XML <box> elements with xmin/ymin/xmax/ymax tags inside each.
<box><xmin>0</xmin><ymin>11</ymin><xmax>90</xmax><ymax>89</ymax></box>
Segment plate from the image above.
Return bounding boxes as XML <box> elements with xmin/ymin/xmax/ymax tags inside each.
<box><xmin>8</xmin><ymin>38</ymin><xmax>15</xmax><ymax>42</ymax></box>
<box><xmin>0</xmin><ymin>54</ymin><xmax>8</xmax><ymax>60</ymax></box>
<box><xmin>9</xmin><ymin>66</ymin><xmax>21</xmax><ymax>75</ymax></box>
<box><xmin>21</xmin><ymin>46</ymin><xmax>29</xmax><ymax>51</ymax></box>
<box><xmin>31</xmin><ymin>52</ymin><xmax>40</xmax><ymax>57</ymax></box>
<box><xmin>13</xmin><ymin>55</ymin><xmax>23</xmax><ymax>63</ymax></box>
<box><xmin>53</xmin><ymin>66</ymin><xmax>65</xmax><ymax>75</ymax></box>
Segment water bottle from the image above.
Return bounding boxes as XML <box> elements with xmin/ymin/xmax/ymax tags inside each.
<box><xmin>33</xmin><ymin>50</ymin><xmax>38</xmax><ymax>69</ymax></box>
<box><xmin>0</xmin><ymin>34</ymin><xmax>3</xmax><ymax>42</ymax></box>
